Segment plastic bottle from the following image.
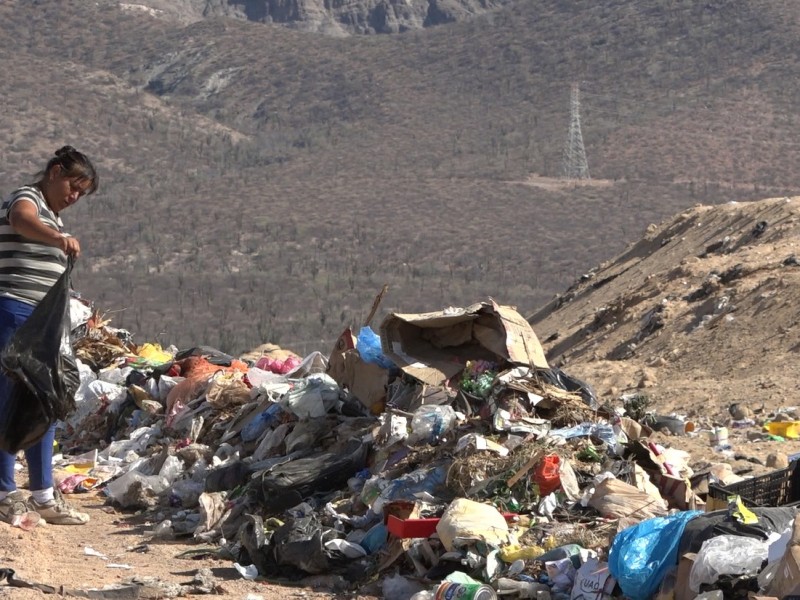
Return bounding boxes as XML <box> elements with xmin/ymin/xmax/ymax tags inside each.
<box><xmin>407</xmin><ymin>405</ymin><xmax>457</xmax><ymax>446</ymax></box>
<box><xmin>537</xmin><ymin>544</ymin><xmax>584</xmax><ymax>569</ymax></box>
<box><xmin>240</xmin><ymin>404</ymin><xmax>283</xmax><ymax>442</ymax></box>
<box><xmin>499</xmin><ymin>544</ymin><xmax>546</xmax><ymax>562</ymax></box>
<box><xmin>495</xmin><ymin>578</ymin><xmax>551</xmax><ymax>599</ymax></box>
<box><xmin>359</xmin><ymin>476</ymin><xmax>388</xmax><ymax>508</ymax></box>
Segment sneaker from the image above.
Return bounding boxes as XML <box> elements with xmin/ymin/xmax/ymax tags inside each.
<box><xmin>28</xmin><ymin>490</ymin><xmax>89</xmax><ymax>525</ymax></box>
<box><xmin>0</xmin><ymin>490</ymin><xmax>29</xmax><ymax>524</ymax></box>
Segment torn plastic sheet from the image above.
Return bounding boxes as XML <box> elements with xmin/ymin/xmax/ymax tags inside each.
<box><xmin>280</xmin><ymin>374</ymin><xmax>340</xmax><ymax>419</ymax></box>
<box><xmin>548</xmin><ymin>423</ymin><xmax>617</xmax><ymax>446</ymax></box>
<box><xmin>284</xmin><ymin>351</ymin><xmax>328</xmax><ymax>378</ymax></box>
<box><xmin>493</xmin><ymin>410</ymin><xmax>551</xmax><ymax>436</ymax></box>
<box><xmin>99</xmin><ymin>426</ymin><xmax>162</xmax><ymax>461</ymax></box>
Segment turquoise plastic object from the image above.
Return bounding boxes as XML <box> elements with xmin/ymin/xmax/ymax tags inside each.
<box><xmin>609</xmin><ymin>510</ymin><xmax>702</xmax><ymax>600</ymax></box>
<box><xmin>356</xmin><ymin>326</ymin><xmax>394</xmax><ymax>369</ymax></box>
<box><xmin>359</xmin><ymin>521</ymin><xmax>389</xmax><ymax>554</ymax></box>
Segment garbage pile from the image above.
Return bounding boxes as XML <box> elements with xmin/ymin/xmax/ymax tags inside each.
<box><xmin>15</xmin><ymin>296</ymin><xmax>800</xmax><ymax>599</ymax></box>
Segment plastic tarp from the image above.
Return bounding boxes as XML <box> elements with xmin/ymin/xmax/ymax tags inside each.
<box><xmin>608</xmin><ymin>510</ymin><xmax>702</xmax><ymax>600</ymax></box>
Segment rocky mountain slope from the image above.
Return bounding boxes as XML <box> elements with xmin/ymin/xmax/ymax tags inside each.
<box><xmin>123</xmin><ymin>0</ymin><xmax>510</xmax><ymax>34</ymax></box>
<box><xmin>5</xmin><ymin>0</ymin><xmax>800</xmax><ymax>355</ymax></box>
<box><xmin>531</xmin><ymin>195</ymin><xmax>800</xmax><ymax>420</ymax></box>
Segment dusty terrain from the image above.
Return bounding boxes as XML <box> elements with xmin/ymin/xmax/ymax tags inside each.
<box><xmin>532</xmin><ymin>194</ymin><xmax>800</xmax><ymax>473</ymax></box>
<box><xmin>0</xmin><ymin>487</ymin><xmax>358</xmax><ymax>599</ymax></box>
<box><xmin>5</xmin><ymin>195</ymin><xmax>800</xmax><ymax>597</ymax></box>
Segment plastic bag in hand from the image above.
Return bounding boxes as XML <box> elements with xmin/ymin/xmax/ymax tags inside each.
<box><xmin>0</xmin><ymin>260</ymin><xmax>79</xmax><ymax>452</ymax></box>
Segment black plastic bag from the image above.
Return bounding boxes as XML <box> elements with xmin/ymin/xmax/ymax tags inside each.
<box><xmin>0</xmin><ymin>261</ymin><xmax>80</xmax><ymax>453</ymax></box>
<box><xmin>537</xmin><ymin>366</ymin><xmax>598</xmax><ymax>409</ymax></box>
<box><xmin>272</xmin><ymin>514</ymin><xmax>332</xmax><ymax>575</ymax></box>
<box><xmin>252</xmin><ymin>439</ymin><xmax>369</xmax><ymax>513</ymax></box>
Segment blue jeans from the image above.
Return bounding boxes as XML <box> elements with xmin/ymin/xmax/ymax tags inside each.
<box><xmin>0</xmin><ymin>297</ymin><xmax>55</xmax><ymax>492</ymax></box>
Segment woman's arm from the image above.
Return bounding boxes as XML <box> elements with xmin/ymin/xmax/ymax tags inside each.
<box><xmin>8</xmin><ymin>201</ymin><xmax>81</xmax><ymax>257</ymax></box>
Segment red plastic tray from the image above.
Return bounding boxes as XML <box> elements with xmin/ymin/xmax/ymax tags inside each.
<box><xmin>386</xmin><ymin>513</ymin><xmax>518</xmax><ymax>539</ymax></box>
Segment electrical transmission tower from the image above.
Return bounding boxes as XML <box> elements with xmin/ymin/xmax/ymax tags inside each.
<box><xmin>562</xmin><ymin>83</ymin><xmax>590</xmax><ymax>180</ymax></box>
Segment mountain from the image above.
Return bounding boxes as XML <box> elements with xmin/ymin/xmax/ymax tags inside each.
<box><xmin>528</xmin><ymin>193</ymin><xmax>800</xmax><ymax>483</ymax></box>
<box><xmin>2</xmin><ymin>0</ymin><xmax>800</xmax><ymax>355</ymax></box>
<box><xmin>128</xmin><ymin>0</ymin><xmax>512</xmax><ymax>34</ymax></box>
<box><xmin>532</xmin><ymin>195</ymin><xmax>800</xmax><ymax>416</ymax></box>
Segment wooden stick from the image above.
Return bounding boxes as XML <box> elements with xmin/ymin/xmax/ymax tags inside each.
<box><xmin>364</xmin><ymin>284</ymin><xmax>389</xmax><ymax>328</ymax></box>
<box><xmin>507</xmin><ymin>449</ymin><xmax>545</xmax><ymax>488</ymax></box>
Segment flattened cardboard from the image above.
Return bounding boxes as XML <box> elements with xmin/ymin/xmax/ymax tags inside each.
<box><xmin>675</xmin><ymin>553</ymin><xmax>696</xmax><ymax>600</ymax></box>
<box><xmin>653</xmin><ymin>473</ymin><xmax>706</xmax><ymax>511</ymax></box>
<box><xmin>327</xmin><ymin>328</ymin><xmax>357</xmax><ymax>385</ymax></box>
<box><xmin>379</xmin><ymin>300</ymin><xmax>548</xmax><ymax>386</ymax></box>
<box><xmin>767</xmin><ymin>546</ymin><xmax>800</xmax><ymax>597</ymax></box>
<box><xmin>328</xmin><ymin>328</ymin><xmax>388</xmax><ymax>412</ymax></box>
<box><xmin>343</xmin><ymin>351</ymin><xmax>388</xmax><ymax>412</ymax></box>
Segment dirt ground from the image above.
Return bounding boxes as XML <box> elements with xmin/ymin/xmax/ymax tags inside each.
<box><xmin>0</xmin><ymin>478</ymin><xmax>376</xmax><ymax>599</ymax></box>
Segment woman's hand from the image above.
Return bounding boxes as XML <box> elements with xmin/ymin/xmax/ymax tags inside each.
<box><xmin>60</xmin><ymin>234</ymin><xmax>81</xmax><ymax>258</ymax></box>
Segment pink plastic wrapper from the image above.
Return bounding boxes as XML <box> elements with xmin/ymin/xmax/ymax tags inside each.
<box><xmin>256</xmin><ymin>356</ymin><xmax>301</xmax><ymax>375</ymax></box>
<box><xmin>58</xmin><ymin>474</ymin><xmax>97</xmax><ymax>494</ymax></box>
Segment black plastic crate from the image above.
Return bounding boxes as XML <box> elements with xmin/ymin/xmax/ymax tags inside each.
<box><xmin>708</xmin><ymin>460</ymin><xmax>800</xmax><ymax>508</ymax></box>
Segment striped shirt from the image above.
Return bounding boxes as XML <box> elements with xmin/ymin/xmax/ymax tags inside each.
<box><xmin>0</xmin><ymin>186</ymin><xmax>66</xmax><ymax>305</ymax></box>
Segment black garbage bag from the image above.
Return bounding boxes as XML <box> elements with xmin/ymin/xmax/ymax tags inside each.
<box><xmin>537</xmin><ymin>367</ymin><xmax>598</xmax><ymax>409</ymax></box>
<box><xmin>241</xmin><ymin>512</ymin><xmax>354</xmax><ymax>579</ymax></box>
<box><xmin>205</xmin><ymin>460</ymin><xmax>251</xmax><ymax>493</ymax></box>
<box><xmin>174</xmin><ymin>345</ymin><xmax>236</xmax><ymax>366</ymax></box>
<box><xmin>252</xmin><ymin>439</ymin><xmax>369</xmax><ymax>513</ymax></box>
<box><xmin>238</xmin><ymin>514</ymin><xmax>273</xmax><ymax>575</ymax></box>
<box><xmin>679</xmin><ymin>507</ymin><xmax>798</xmax><ymax>555</ymax></box>
<box><xmin>272</xmin><ymin>514</ymin><xmax>333</xmax><ymax>575</ymax></box>
<box><xmin>0</xmin><ymin>261</ymin><xmax>80</xmax><ymax>453</ymax></box>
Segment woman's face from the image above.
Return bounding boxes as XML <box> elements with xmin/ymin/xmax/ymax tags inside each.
<box><xmin>46</xmin><ymin>166</ymin><xmax>91</xmax><ymax>212</ymax></box>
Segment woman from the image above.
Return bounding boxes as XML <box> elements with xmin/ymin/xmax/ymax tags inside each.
<box><xmin>0</xmin><ymin>146</ymin><xmax>98</xmax><ymax>525</ymax></box>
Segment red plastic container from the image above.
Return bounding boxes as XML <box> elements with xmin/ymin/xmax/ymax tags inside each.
<box><xmin>534</xmin><ymin>454</ymin><xmax>561</xmax><ymax>496</ymax></box>
<box><xmin>387</xmin><ymin>515</ymin><xmax>443</xmax><ymax>538</ymax></box>
<box><xmin>387</xmin><ymin>513</ymin><xmax>519</xmax><ymax>539</ymax></box>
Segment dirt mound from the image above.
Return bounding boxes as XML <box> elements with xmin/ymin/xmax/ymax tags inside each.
<box><xmin>530</xmin><ymin>195</ymin><xmax>800</xmax><ymax>420</ymax></box>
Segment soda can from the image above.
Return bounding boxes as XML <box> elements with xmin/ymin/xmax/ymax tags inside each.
<box><xmin>435</xmin><ymin>582</ymin><xmax>497</xmax><ymax>600</ymax></box>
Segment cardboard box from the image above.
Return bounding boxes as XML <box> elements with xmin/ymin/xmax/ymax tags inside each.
<box><xmin>675</xmin><ymin>553</ymin><xmax>696</xmax><ymax>600</ymax></box>
<box><xmin>379</xmin><ymin>300</ymin><xmax>548</xmax><ymax>386</ymax></box>
<box><xmin>327</xmin><ymin>328</ymin><xmax>388</xmax><ymax>413</ymax></box>
<box><xmin>653</xmin><ymin>473</ymin><xmax>706</xmax><ymax>511</ymax></box>
<box><xmin>767</xmin><ymin>546</ymin><xmax>800</xmax><ymax>597</ymax></box>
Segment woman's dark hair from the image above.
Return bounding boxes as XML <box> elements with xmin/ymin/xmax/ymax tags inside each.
<box><xmin>34</xmin><ymin>146</ymin><xmax>99</xmax><ymax>196</ymax></box>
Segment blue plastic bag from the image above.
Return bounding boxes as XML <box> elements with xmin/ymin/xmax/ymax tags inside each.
<box><xmin>356</xmin><ymin>326</ymin><xmax>394</xmax><ymax>369</ymax></box>
<box><xmin>241</xmin><ymin>403</ymin><xmax>283</xmax><ymax>442</ymax></box>
<box><xmin>608</xmin><ymin>510</ymin><xmax>702</xmax><ymax>600</ymax></box>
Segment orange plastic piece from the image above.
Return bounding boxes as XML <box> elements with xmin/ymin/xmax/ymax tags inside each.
<box><xmin>534</xmin><ymin>454</ymin><xmax>561</xmax><ymax>496</ymax></box>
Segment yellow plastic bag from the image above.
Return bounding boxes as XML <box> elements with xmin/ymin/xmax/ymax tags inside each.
<box><xmin>137</xmin><ymin>343</ymin><xmax>173</xmax><ymax>364</ymax></box>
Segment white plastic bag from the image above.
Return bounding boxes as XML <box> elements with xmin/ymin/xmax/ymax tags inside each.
<box><xmin>689</xmin><ymin>535</ymin><xmax>769</xmax><ymax>592</ymax></box>
<box><xmin>571</xmin><ymin>557</ymin><xmax>616</xmax><ymax>600</ymax></box>
<box><xmin>435</xmin><ymin>497</ymin><xmax>510</xmax><ymax>551</ymax></box>
<box><xmin>280</xmin><ymin>374</ymin><xmax>340</xmax><ymax>418</ymax></box>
